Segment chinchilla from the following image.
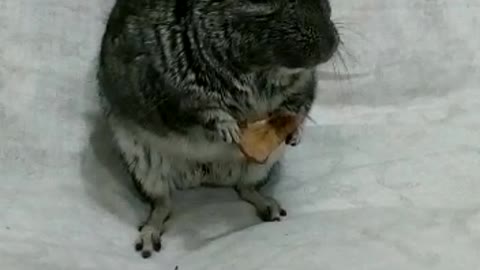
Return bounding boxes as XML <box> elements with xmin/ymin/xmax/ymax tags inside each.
<box><xmin>97</xmin><ymin>0</ymin><xmax>339</xmax><ymax>258</ymax></box>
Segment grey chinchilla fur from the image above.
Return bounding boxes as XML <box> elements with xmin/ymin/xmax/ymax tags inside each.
<box><xmin>97</xmin><ymin>0</ymin><xmax>339</xmax><ymax>258</ymax></box>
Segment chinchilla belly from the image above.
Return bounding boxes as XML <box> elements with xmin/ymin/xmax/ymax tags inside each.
<box><xmin>144</xmin><ymin>130</ymin><xmax>286</xmax><ymax>190</ymax></box>
<box><xmin>110</xmin><ymin>114</ymin><xmax>286</xmax><ymax>190</ymax></box>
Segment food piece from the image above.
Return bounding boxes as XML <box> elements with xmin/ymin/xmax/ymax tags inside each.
<box><xmin>238</xmin><ymin>113</ymin><xmax>301</xmax><ymax>163</ymax></box>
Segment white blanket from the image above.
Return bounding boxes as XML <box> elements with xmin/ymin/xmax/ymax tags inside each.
<box><xmin>1</xmin><ymin>0</ymin><xmax>480</xmax><ymax>269</ymax></box>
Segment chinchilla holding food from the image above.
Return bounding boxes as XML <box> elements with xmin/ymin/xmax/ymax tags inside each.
<box><xmin>98</xmin><ymin>0</ymin><xmax>339</xmax><ymax>258</ymax></box>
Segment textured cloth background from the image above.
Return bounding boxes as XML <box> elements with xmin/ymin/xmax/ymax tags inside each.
<box><xmin>1</xmin><ymin>0</ymin><xmax>480</xmax><ymax>269</ymax></box>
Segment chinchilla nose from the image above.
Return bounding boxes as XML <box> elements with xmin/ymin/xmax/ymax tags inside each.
<box><xmin>327</xmin><ymin>29</ymin><xmax>339</xmax><ymax>53</ymax></box>
<box><xmin>320</xmin><ymin>24</ymin><xmax>339</xmax><ymax>62</ymax></box>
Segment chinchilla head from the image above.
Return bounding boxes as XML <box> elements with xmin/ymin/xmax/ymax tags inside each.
<box><xmin>222</xmin><ymin>0</ymin><xmax>340</xmax><ymax>70</ymax></box>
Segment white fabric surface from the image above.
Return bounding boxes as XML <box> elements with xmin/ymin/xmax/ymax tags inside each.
<box><xmin>1</xmin><ymin>0</ymin><xmax>480</xmax><ymax>269</ymax></box>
